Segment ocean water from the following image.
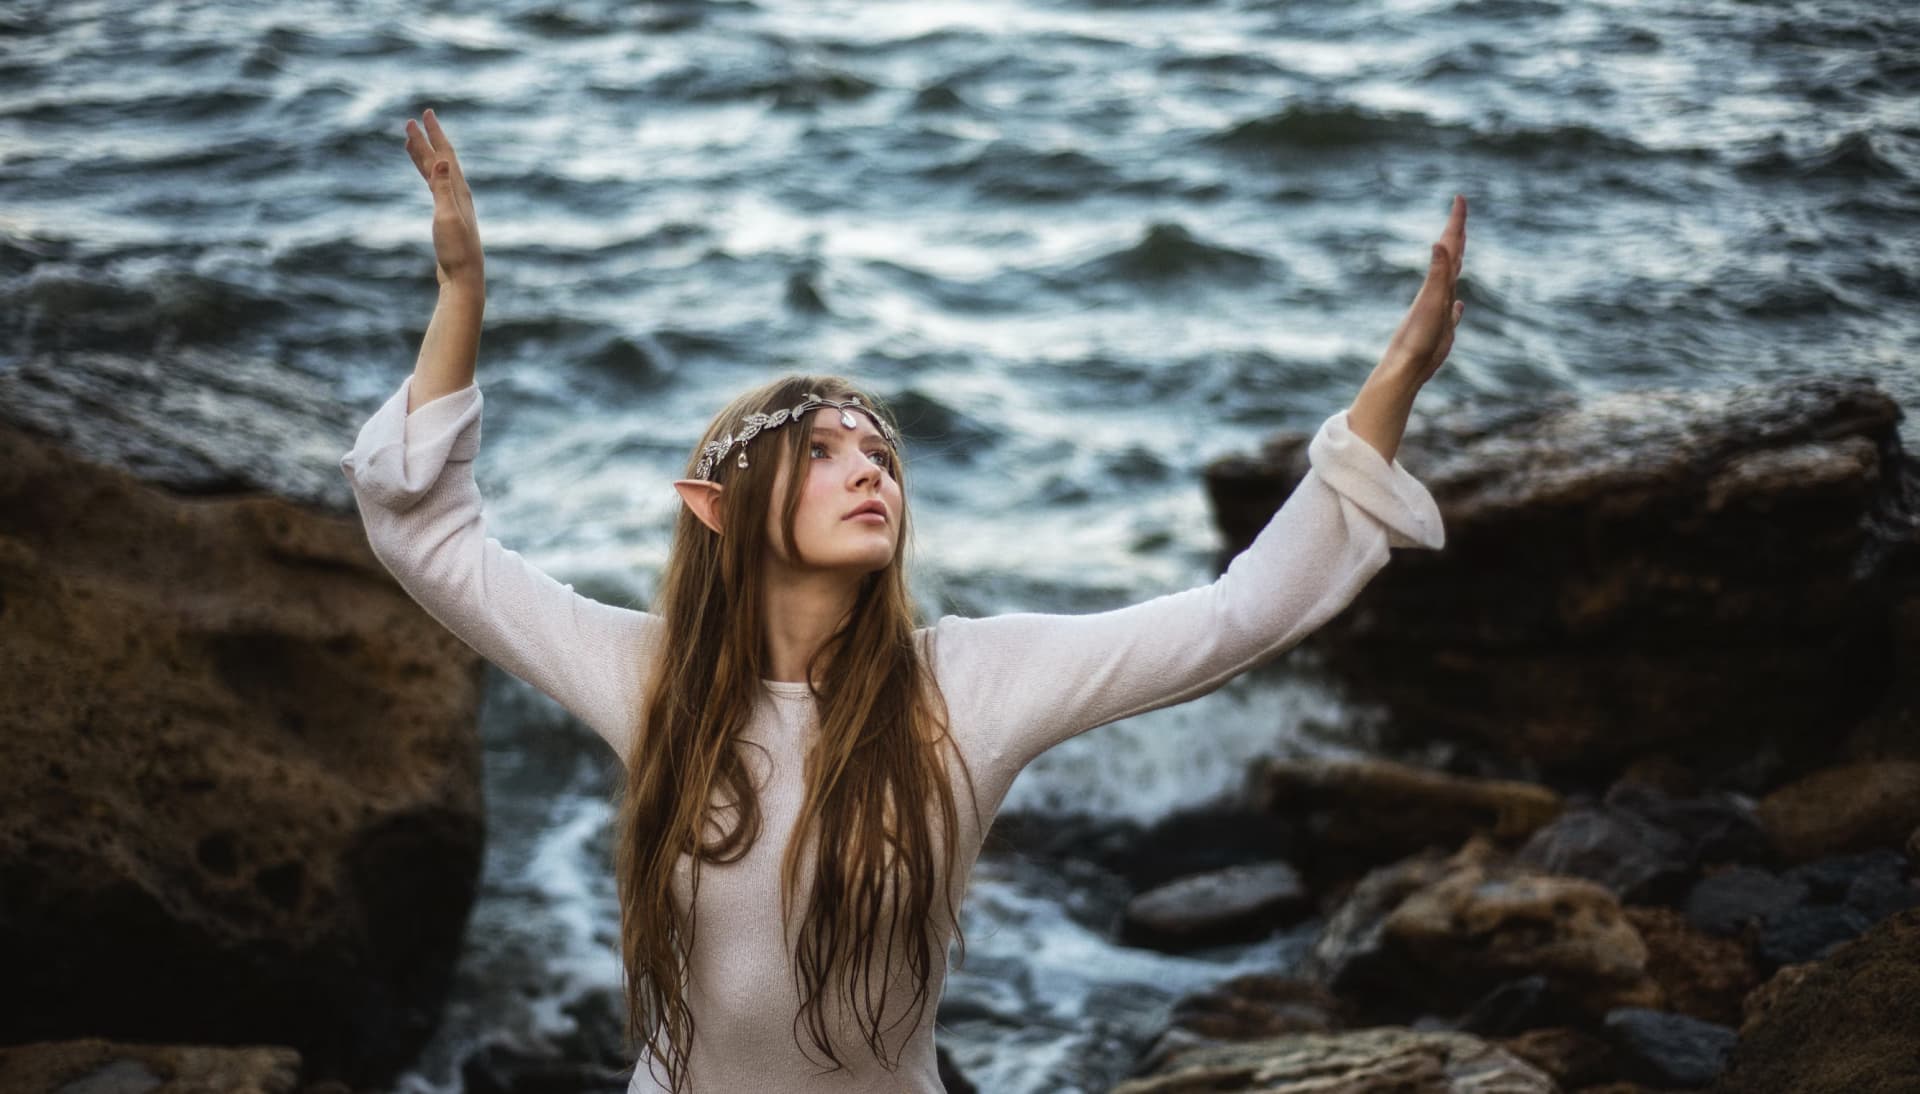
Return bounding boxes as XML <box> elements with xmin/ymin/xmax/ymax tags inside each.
<box><xmin>5</xmin><ymin>0</ymin><xmax>1916</xmax><ymax>1090</ymax></box>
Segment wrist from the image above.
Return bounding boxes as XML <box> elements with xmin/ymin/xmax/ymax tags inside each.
<box><xmin>1369</xmin><ymin>352</ymin><xmax>1427</xmax><ymax>393</ymax></box>
<box><xmin>438</xmin><ymin>281</ymin><xmax>486</xmax><ymax>310</ymax></box>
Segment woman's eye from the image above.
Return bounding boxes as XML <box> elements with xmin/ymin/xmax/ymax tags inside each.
<box><xmin>809</xmin><ymin>443</ymin><xmax>828</xmax><ymax>459</ymax></box>
<box><xmin>868</xmin><ymin>451</ymin><xmax>893</xmax><ymax>470</ymax></box>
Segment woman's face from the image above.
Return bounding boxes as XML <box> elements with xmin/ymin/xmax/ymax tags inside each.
<box><xmin>764</xmin><ymin>405</ymin><xmax>902</xmax><ymax>574</ymax></box>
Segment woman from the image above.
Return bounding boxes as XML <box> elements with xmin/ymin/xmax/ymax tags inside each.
<box><xmin>340</xmin><ymin>108</ymin><xmax>1465</xmax><ymax>1094</ymax></box>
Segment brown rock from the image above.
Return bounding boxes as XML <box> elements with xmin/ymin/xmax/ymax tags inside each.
<box><xmin>1735</xmin><ymin>962</ymin><xmax>1815</xmax><ymax>1039</ymax></box>
<box><xmin>1498</xmin><ymin>1026</ymin><xmax>1615</xmax><ymax>1090</ymax></box>
<box><xmin>1258</xmin><ymin>756</ymin><xmax>1563</xmax><ymax>878</ymax></box>
<box><xmin>1621</xmin><ymin>906</ymin><xmax>1758</xmax><ymax>1028</ymax></box>
<box><xmin>1205</xmin><ymin>373</ymin><xmax>1920</xmax><ymax>785</ymax></box>
<box><xmin>0</xmin><ymin>420</ymin><xmax>487</xmax><ymax>1089</ymax></box>
<box><xmin>1385</xmin><ymin>850</ymin><xmax>1660</xmax><ymax>1016</ymax></box>
<box><xmin>1169</xmin><ymin>975</ymin><xmax>1344</xmax><ymax>1042</ymax></box>
<box><xmin>1712</xmin><ymin>907</ymin><xmax>1920</xmax><ymax>1093</ymax></box>
<box><xmin>1756</xmin><ymin>760</ymin><xmax>1920</xmax><ymax>862</ymax></box>
<box><xmin>0</xmin><ymin>1039</ymin><xmax>302</xmax><ymax>1094</ymax></box>
<box><xmin>1113</xmin><ymin>1027</ymin><xmax>1556</xmax><ymax>1094</ymax></box>
<box><xmin>1307</xmin><ymin>838</ymin><xmax>1660</xmax><ymax>1022</ymax></box>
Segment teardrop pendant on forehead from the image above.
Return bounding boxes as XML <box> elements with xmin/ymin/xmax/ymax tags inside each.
<box><xmin>840</xmin><ymin>409</ymin><xmax>857</xmax><ymax>429</ymax></box>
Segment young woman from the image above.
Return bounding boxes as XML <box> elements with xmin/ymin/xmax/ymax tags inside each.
<box><xmin>341</xmin><ymin>109</ymin><xmax>1465</xmax><ymax>1094</ymax></box>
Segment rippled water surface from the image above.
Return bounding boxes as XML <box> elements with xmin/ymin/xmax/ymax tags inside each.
<box><xmin>6</xmin><ymin>0</ymin><xmax>1916</xmax><ymax>1089</ymax></box>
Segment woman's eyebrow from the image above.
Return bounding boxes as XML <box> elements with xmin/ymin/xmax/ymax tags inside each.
<box><xmin>808</xmin><ymin>426</ymin><xmax>888</xmax><ymax>444</ymax></box>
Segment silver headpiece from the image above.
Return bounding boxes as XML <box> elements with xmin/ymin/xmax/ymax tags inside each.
<box><xmin>693</xmin><ymin>392</ymin><xmax>900</xmax><ymax>482</ymax></box>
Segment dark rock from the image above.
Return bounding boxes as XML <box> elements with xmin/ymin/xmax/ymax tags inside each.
<box><xmin>1846</xmin><ymin>860</ymin><xmax>1920</xmax><ymax>922</ymax></box>
<box><xmin>987</xmin><ymin>806</ymin><xmax>1297</xmax><ymax>891</ymax></box>
<box><xmin>1684</xmin><ymin>868</ymin><xmax>1807</xmax><ymax>938</ymax></box>
<box><xmin>1713</xmin><ymin>908</ymin><xmax>1920</xmax><ymax>1093</ymax></box>
<box><xmin>1205</xmin><ymin>373</ymin><xmax>1920</xmax><ymax>786</ymax></box>
<box><xmin>1602</xmin><ymin>1007</ymin><xmax>1737</xmax><ymax>1089</ymax></box>
<box><xmin>1455</xmin><ymin>976</ymin><xmax>1587</xmax><ymax>1038</ymax></box>
<box><xmin>1112</xmin><ymin>1027</ymin><xmax>1556</xmax><ymax>1093</ymax></box>
<box><xmin>1516</xmin><ymin>783</ymin><xmax>1771</xmax><ymax>907</ymax></box>
<box><xmin>1121</xmin><ymin>860</ymin><xmax>1310</xmax><ymax>952</ymax></box>
<box><xmin>0</xmin><ymin>1040</ymin><xmax>303</xmax><ymax>1094</ymax></box>
<box><xmin>551</xmin><ymin>988</ymin><xmax>631</xmax><ymax>1073</ymax></box>
<box><xmin>0</xmin><ymin>415</ymin><xmax>488</xmax><ymax>1089</ymax></box>
<box><xmin>1133</xmin><ymin>975</ymin><xmax>1345</xmax><ymax>1075</ymax></box>
<box><xmin>1754</xmin><ymin>903</ymin><xmax>1872</xmax><ymax>970</ymax></box>
<box><xmin>460</xmin><ymin>1038</ymin><xmax>628</xmax><ymax>1094</ymax></box>
<box><xmin>1783</xmin><ymin>847</ymin><xmax>1906</xmax><ymax>903</ymax></box>
<box><xmin>1602</xmin><ymin>782</ymin><xmax>1771</xmax><ymax>870</ymax></box>
<box><xmin>1257</xmin><ymin>756</ymin><xmax>1562</xmax><ymax>882</ymax></box>
<box><xmin>1514</xmin><ymin>802</ymin><xmax>1692</xmax><ymax>904</ymax></box>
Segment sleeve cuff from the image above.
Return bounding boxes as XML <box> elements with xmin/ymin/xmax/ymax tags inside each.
<box><xmin>1306</xmin><ymin>407</ymin><xmax>1447</xmax><ymax>550</ymax></box>
<box><xmin>338</xmin><ymin>374</ymin><xmax>483</xmax><ymax>511</ymax></box>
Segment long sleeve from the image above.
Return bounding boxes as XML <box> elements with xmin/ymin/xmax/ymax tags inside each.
<box><xmin>338</xmin><ymin>373</ymin><xmax>664</xmax><ymax>762</ymax></box>
<box><xmin>924</xmin><ymin>405</ymin><xmax>1445</xmax><ymax>788</ymax></box>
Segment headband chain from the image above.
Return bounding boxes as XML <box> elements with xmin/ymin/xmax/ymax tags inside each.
<box><xmin>693</xmin><ymin>392</ymin><xmax>899</xmax><ymax>482</ymax></box>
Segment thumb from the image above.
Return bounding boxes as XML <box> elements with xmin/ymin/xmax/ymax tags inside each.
<box><xmin>431</xmin><ymin>160</ymin><xmax>452</xmax><ymax>191</ymax></box>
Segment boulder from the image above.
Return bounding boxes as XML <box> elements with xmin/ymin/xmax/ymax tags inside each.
<box><xmin>0</xmin><ymin>404</ymin><xmax>488</xmax><ymax>1088</ymax></box>
<box><xmin>1712</xmin><ymin>908</ymin><xmax>1920</xmax><ymax>1093</ymax></box>
<box><xmin>1257</xmin><ymin>756</ymin><xmax>1563</xmax><ymax>881</ymax></box>
<box><xmin>0</xmin><ymin>1040</ymin><xmax>305</xmax><ymax>1094</ymax></box>
<box><xmin>1206</xmin><ymin>373</ymin><xmax>1920</xmax><ymax>786</ymax></box>
<box><xmin>1601</xmin><ymin>1007</ymin><xmax>1737</xmax><ymax>1089</ymax></box>
<box><xmin>1113</xmin><ymin>1027</ymin><xmax>1556</xmax><ymax>1094</ymax></box>
<box><xmin>1755</xmin><ymin>760</ymin><xmax>1920</xmax><ymax>862</ymax></box>
<box><xmin>1305</xmin><ymin>838</ymin><xmax>1660</xmax><ymax>1025</ymax></box>
<box><xmin>1121</xmin><ymin>861</ymin><xmax>1311</xmax><ymax>952</ymax></box>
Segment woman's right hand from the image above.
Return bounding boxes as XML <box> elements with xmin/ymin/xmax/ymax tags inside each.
<box><xmin>403</xmin><ymin>107</ymin><xmax>485</xmax><ymax>295</ymax></box>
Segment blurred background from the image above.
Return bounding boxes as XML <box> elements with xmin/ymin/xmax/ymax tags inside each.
<box><xmin>3</xmin><ymin>0</ymin><xmax>1916</xmax><ymax>1090</ymax></box>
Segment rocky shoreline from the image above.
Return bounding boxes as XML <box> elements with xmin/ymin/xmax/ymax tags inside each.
<box><xmin>1086</xmin><ymin>372</ymin><xmax>1920</xmax><ymax>1093</ymax></box>
<box><xmin>3</xmin><ymin>362</ymin><xmax>1917</xmax><ymax>1093</ymax></box>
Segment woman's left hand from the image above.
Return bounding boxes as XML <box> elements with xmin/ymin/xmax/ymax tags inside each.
<box><xmin>1379</xmin><ymin>194</ymin><xmax>1468</xmax><ymax>389</ymax></box>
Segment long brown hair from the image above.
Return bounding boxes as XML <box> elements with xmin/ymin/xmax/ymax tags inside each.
<box><xmin>613</xmin><ymin>374</ymin><xmax>979</xmax><ymax>1091</ymax></box>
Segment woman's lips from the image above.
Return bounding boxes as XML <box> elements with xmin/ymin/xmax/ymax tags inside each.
<box><xmin>847</xmin><ymin>512</ymin><xmax>887</xmax><ymax>523</ymax></box>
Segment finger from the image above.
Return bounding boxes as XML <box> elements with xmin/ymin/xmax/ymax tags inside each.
<box><xmin>1446</xmin><ymin>194</ymin><xmax>1467</xmax><ymax>280</ymax></box>
<box><xmin>422</xmin><ymin>107</ymin><xmax>460</xmax><ymax>169</ymax></box>
<box><xmin>404</xmin><ymin>119</ymin><xmax>432</xmax><ymax>180</ymax></box>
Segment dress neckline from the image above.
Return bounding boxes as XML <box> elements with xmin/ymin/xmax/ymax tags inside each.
<box><xmin>759</xmin><ymin>679</ymin><xmax>815</xmax><ymax>698</ymax></box>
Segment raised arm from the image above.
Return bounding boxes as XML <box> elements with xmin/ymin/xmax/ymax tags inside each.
<box><xmin>926</xmin><ymin>398</ymin><xmax>1444</xmax><ymax>782</ymax></box>
<box><xmin>336</xmin><ymin>108</ymin><xmax>663</xmax><ymax>762</ymax></box>
<box><xmin>341</xmin><ymin>375</ymin><xmax>663</xmax><ymax>761</ymax></box>
<box><xmin>927</xmin><ymin>195</ymin><xmax>1468</xmax><ymax>789</ymax></box>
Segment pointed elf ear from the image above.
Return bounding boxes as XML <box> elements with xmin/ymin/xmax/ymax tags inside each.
<box><xmin>672</xmin><ymin>479</ymin><xmax>725</xmax><ymax>535</ymax></box>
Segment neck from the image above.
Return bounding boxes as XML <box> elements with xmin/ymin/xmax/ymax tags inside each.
<box><xmin>760</xmin><ymin>559</ymin><xmax>862</xmax><ymax>685</ymax></box>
